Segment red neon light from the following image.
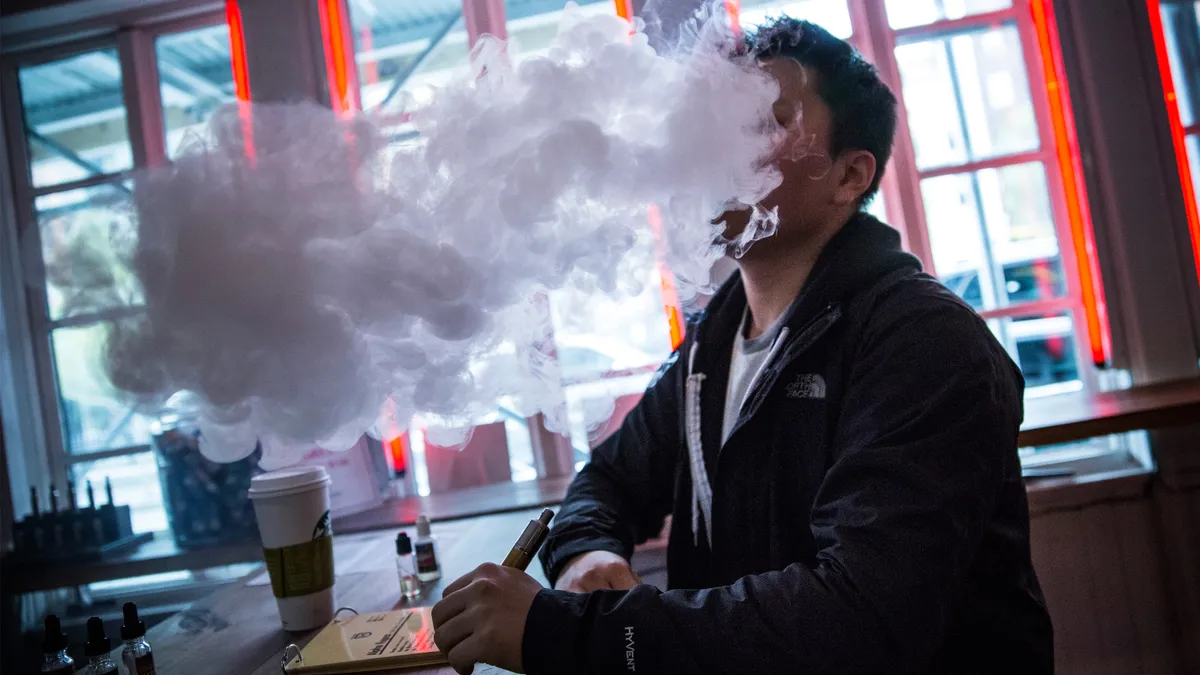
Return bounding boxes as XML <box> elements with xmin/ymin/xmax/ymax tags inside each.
<box><xmin>610</xmin><ymin>0</ymin><xmax>686</xmax><ymax>349</ymax></box>
<box><xmin>726</xmin><ymin>0</ymin><xmax>742</xmax><ymax>40</ymax></box>
<box><xmin>224</xmin><ymin>0</ymin><xmax>254</xmax><ymax>163</ymax></box>
<box><xmin>387</xmin><ymin>433</ymin><xmax>409</xmax><ymax>474</ymax></box>
<box><xmin>225</xmin><ymin>1</ymin><xmax>250</xmax><ymax>100</ymax></box>
<box><xmin>648</xmin><ymin>205</ymin><xmax>686</xmax><ymax>350</ymax></box>
<box><xmin>1146</xmin><ymin>0</ymin><xmax>1200</xmax><ymax>290</ymax></box>
<box><xmin>318</xmin><ymin>0</ymin><xmax>360</xmax><ymax>117</ymax></box>
<box><xmin>1030</xmin><ymin>0</ymin><xmax>1110</xmax><ymax>366</ymax></box>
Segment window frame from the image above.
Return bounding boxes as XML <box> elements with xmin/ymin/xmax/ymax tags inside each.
<box><xmin>846</xmin><ymin>0</ymin><xmax>1099</xmax><ymax>395</ymax></box>
<box><xmin>0</xmin><ymin>0</ymin><xmax>1165</xmax><ymax>526</ymax></box>
<box><xmin>0</xmin><ymin>10</ymin><xmax>229</xmax><ymax>504</ymax></box>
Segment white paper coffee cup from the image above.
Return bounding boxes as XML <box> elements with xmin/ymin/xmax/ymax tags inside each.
<box><xmin>249</xmin><ymin>466</ymin><xmax>335</xmax><ymax>632</ymax></box>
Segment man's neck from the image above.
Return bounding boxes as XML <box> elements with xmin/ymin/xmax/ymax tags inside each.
<box><xmin>736</xmin><ymin>212</ymin><xmax>852</xmax><ymax>340</ymax></box>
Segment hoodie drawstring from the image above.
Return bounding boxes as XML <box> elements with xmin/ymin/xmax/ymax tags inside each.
<box><xmin>684</xmin><ymin>341</ymin><xmax>713</xmax><ymax>548</ymax></box>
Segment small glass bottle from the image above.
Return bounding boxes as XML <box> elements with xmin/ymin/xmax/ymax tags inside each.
<box><xmin>395</xmin><ymin>532</ymin><xmax>421</xmax><ymax>601</ymax></box>
<box><xmin>414</xmin><ymin>515</ymin><xmax>441</xmax><ymax>582</ymax></box>
<box><xmin>120</xmin><ymin>603</ymin><xmax>157</xmax><ymax>675</ymax></box>
<box><xmin>83</xmin><ymin>617</ymin><xmax>118</xmax><ymax>675</ymax></box>
<box><xmin>41</xmin><ymin>615</ymin><xmax>75</xmax><ymax>674</ymax></box>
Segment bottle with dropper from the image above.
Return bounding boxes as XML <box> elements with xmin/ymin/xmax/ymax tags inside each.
<box><xmin>394</xmin><ymin>532</ymin><xmax>421</xmax><ymax>601</ymax></box>
<box><xmin>41</xmin><ymin>614</ymin><xmax>75</xmax><ymax>674</ymax></box>
<box><xmin>120</xmin><ymin>603</ymin><xmax>157</xmax><ymax>675</ymax></box>
<box><xmin>414</xmin><ymin>515</ymin><xmax>441</xmax><ymax>582</ymax></box>
<box><xmin>83</xmin><ymin>617</ymin><xmax>118</xmax><ymax>675</ymax></box>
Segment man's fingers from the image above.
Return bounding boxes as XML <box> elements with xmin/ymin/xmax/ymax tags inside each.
<box><xmin>433</xmin><ymin>609</ymin><xmax>478</xmax><ymax>656</ymax></box>
<box><xmin>442</xmin><ymin>570</ymin><xmax>477</xmax><ymax>598</ymax></box>
<box><xmin>446</xmin><ymin>633</ymin><xmax>486</xmax><ymax>675</ymax></box>
<box><xmin>610</xmin><ymin>563</ymin><xmax>641</xmax><ymax>590</ymax></box>
<box><xmin>431</xmin><ymin>585</ymin><xmax>471</xmax><ymax>628</ymax></box>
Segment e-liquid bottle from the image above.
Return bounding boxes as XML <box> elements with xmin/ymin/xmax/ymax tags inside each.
<box><xmin>395</xmin><ymin>532</ymin><xmax>421</xmax><ymax>601</ymax></box>
<box><xmin>414</xmin><ymin>515</ymin><xmax>441</xmax><ymax>582</ymax></box>
<box><xmin>120</xmin><ymin>603</ymin><xmax>157</xmax><ymax>675</ymax></box>
<box><xmin>41</xmin><ymin>614</ymin><xmax>75</xmax><ymax>674</ymax></box>
<box><xmin>83</xmin><ymin>617</ymin><xmax>119</xmax><ymax>675</ymax></box>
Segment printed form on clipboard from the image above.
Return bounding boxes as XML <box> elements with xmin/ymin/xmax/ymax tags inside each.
<box><xmin>283</xmin><ymin>607</ymin><xmax>447</xmax><ymax>673</ymax></box>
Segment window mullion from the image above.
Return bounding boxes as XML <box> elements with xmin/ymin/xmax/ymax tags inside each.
<box><xmin>851</xmin><ymin>0</ymin><xmax>938</xmax><ymax>273</ymax></box>
<box><xmin>916</xmin><ymin>149</ymin><xmax>1051</xmax><ymax>179</ymax></box>
<box><xmin>117</xmin><ymin>28</ymin><xmax>167</xmax><ymax>169</ymax></box>
<box><xmin>1</xmin><ymin>62</ymin><xmax>58</xmax><ymax>517</ymax></box>
<box><xmin>2</xmin><ymin>60</ymin><xmax>71</xmax><ymax>492</ymax></box>
<box><xmin>1019</xmin><ymin>0</ymin><xmax>1104</xmax><ymax>389</ymax></box>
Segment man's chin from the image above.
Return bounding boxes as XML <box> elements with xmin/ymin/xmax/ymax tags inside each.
<box><xmin>714</xmin><ymin>211</ymin><xmax>750</xmax><ymax>242</ymax></box>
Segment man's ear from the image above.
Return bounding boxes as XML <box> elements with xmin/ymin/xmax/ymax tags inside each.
<box><xmin>833</xmin><ymin>149</ymin><xmax>877</xmax><ymax>207</ymax></box>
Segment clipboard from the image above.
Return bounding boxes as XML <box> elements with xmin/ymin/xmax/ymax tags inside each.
<box><xmin>281</xmin><ymin>607</ymin><xmax>448</xmax><ymax>674</ymax></box>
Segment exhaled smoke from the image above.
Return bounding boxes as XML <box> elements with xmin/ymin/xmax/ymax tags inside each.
<box><xmin>49</xmin><ymin>3</ymin><xmax>789</xmax><ymax>465</ymax></box>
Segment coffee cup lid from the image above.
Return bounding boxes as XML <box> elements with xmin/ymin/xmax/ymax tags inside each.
<box><xmin>249</xmin><ymin>466</ymin><xmax>330</xmax><ymax>498</ymax></box>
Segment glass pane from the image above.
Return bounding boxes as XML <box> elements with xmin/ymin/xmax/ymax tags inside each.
<box><xmin>922</xmin><ymin>162</ymin><xmax>1064</xmax><ymax>310</ymax></box>
<box><xmin>349</xmin><ymin>0</ymin><xmax>472</xmax><ymax>114</ymax></box>
<box><xmin>1188</xmin><ymin>134</ymin><xmax>1200</xmax><ymax>213</ymax></box>
<box><xmin>405</xmin><ymin>410</ymin><xmax>535</xmax><ymax>496</ymax></box>
<box><xmin>19</xmin><ymin>48</ymin><xmax>133</xmax><ymax>188</ymax></box>
<box><xmin>885</xmin><ymin>0</ymin><xmax>1012</xmax><ymax>30</ymax></box>
<box><xmin>549</xmin><ymin>276</ymin><xmax>673</xmax><ymax>384</ymax></box>
<box><xmin>864</xmin><ymin>190</ymin><xmax>888</xmax><ymax>223</ymax></box>
<box><xmin>988</xmin><ymin>312</ymin><xmax>1081</xmax><ymax>398</ymax></box>
<box><xmin>36</xmin><ymin>183</ymin><xmax>142</xmax><ymax>321</ymax></box>
<box><xmin>564</xmin><ymin>372</ymin><xmax>654</xmax><ymax>464</ymax></box>
<box><xmin>895</xmin><ymin>24</ymin><xmax>1040</xmax><ymax>170</ymax></box>
<box><xmin>70</xmin><ymin>452</ymin><xmax>167</xmax><ymax>533</ymax></box>
<box><xmin>156</xmin><ymin>24</ymin><xmax>235</xmax><ymax>159</ymax></box>
<box><xmin>739</xmin><ymin>0</ymin><xmax>854</xmax><ymax>39</ymax></box>
<box><xmin>52</xmin><ymin>322</ymin><xmax>156</xmax><ymax>454</ymax></box>
<box><xmin>506</xmin><ymin>0</ymin><xmax>613</xmax><ymax>63</ymax></box>
<box><xmin>1160</xmin><ymin>0</ymin><xmax>1200</xmax><ymax>128</ymax></box>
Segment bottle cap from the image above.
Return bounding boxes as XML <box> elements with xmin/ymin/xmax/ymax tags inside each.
<box><xmin>121</xmin><ymin>602</ymin><xmax>146</xmax><ymax>640</ymax></box>
<box><xmin>416</xmin><ymin>515</ymin><xmax>431</xmax><ymax>538</ymax></box>
<box><xmin>42</xmin><ymin>614</ymin><xmax>68</xmax><ymax>653</ymax></box>
<box><xmin>85</xmin><ymin>617</ymin><xmax>111</xmax><ymax>656</ymax></box>
<box><xmin>396</xmin><ymin>531</ymin><xmax>413</xmax><ymax>555</ymax></box>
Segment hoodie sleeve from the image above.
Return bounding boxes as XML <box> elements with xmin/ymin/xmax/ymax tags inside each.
<box><xmin>537</xmin><ymin>346</ymin><xmax>684</xmax><ymax>587</ymax></box>
<box><xmin>522</xmin><ymin>298</ymin><xmax>1022</xmax><ymax>675</ymax></box>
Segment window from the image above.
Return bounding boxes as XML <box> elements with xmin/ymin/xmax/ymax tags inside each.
<box><xmin>741</xmin><ymin>0</ymin><xmax>854</xmax><ymax>38</ymax></box>
<box><xmin>156</xmin><ymin>25</ymin><xmax>236</xmax><ymax>158</ymax></box>
<box><xmin>4</xmin><ymin>18</ymin><xmax>234</xmax><ymax>533</ymax></box>
<box><xmin>0</xmin><ymin>0</ymin><xmax>1126</xmax><ymax>535</ymax></box>
<box><xmin>1156</xmin><ymin>1</ymin><xmax>1200</xmax><ymax>223</ymax></box>
<box><xmin>737</xmin><ymin>1</ymin><xmax>1094</xmax><ymax>399</ymax></box>
<box><xmin>349</xmin><ymin>0</ymin><xmax>471</xmax><ymax>135</ymax></box>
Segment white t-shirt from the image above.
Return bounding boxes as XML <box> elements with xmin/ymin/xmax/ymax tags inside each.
<box><xmin>721</xmin><ymin>311</ymin><xmax>785</xmax><ymax>444</ymax></box>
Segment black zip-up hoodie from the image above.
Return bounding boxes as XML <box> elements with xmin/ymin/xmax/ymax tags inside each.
<box><xmin>526</xmin><ymin>214</ymin><xmax>1053</xmax><ymax>675</ymax></box>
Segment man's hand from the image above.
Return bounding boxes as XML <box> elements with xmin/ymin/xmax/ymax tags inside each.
<box><xmin>555</xmin><ymin>550</ymin><xmax>640</xmax><ymax>593</ymax></box>
<box><xmin>431</xmin><ymin>563</ymin><xmax>542</xmax><ymax>675</ymax></box>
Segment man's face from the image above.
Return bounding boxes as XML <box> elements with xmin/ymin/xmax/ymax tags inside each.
<box><xmin>717</xmin><ymin>59</ymin><xmax>842</xmax><ymax>251</ymax></box>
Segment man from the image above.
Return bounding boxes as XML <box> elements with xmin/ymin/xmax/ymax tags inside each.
<box><xmin>431</xmin><ymin>18</ymin><xmax>1053</xmax><ymax>675</ymax></box>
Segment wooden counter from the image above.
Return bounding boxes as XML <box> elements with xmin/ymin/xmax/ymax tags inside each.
<box><xmin>9</xmin><ymin>376</ymin><xmax>1198</xmax><ymax>598</ymax></box>
<box><xmin>116</xmin><ymin>509</ymin><xmax>547</xmax><ymax>675</ymax></box>
<box><xmin>1018</xmin><ymin>376</ymin><xmax>1200</xmax><ymax>447</ymax></box>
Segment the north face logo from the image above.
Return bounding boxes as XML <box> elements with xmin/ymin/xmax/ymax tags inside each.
<box><xmin>786</xmin><ymin>373</ymin><xmax>826</xmax><ymax>399</ymax></box>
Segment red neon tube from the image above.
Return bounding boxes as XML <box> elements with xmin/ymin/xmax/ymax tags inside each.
<box><xmin>1030</xmin><ymin>0</ymin><xmax>1111</xmax><ymax>366</ymax></box>
<box><xmin>1145</xmin><ymin>0</ymin><xmax>1200</xmax><ymax>290</ymax></box>
<box><xmin>318</xmin><ymin>0</ymin><xmax>361</xmax><ymax>117</ymax></box>
<box><xmin>224</xmin><ymin>0</ymin><xmax>254</xmax><ymax>162</ymax></box>
<box><xmin>647</xmin><ymin>205</ymin><xmax>687</xmax><ymax>349</ymax></box>
<box><xmin>612</xmin><ymin>0</ymin><xmax>745</xmax><ymax>350</ymax></box>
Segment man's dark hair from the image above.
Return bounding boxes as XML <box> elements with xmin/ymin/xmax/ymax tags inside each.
<box><xmin>745</xmin><ymin>17</ymin><xmax>898</xmax><ymax>205</ymax></box>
